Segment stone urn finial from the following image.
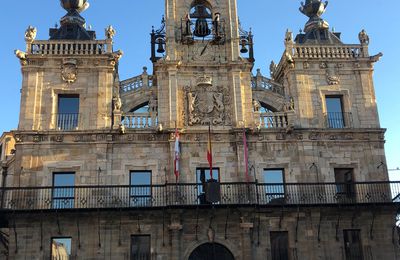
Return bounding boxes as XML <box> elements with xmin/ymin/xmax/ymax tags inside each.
<box><xmin>60</xmin><ymin>0</ymin><xmax>90</xmax><ymax>13</ymax></box>
<box><xmin>299</xmin><ymin>0</ymin><xmax>329</xmax><ymax>32</ymax></box>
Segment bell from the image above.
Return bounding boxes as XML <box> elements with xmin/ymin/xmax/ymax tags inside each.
<box><xmin>156</xmin><ymin>38</ymin><xmax>165</xmax><ymax>53</ymax></box>
<box><xmin>240</xmin><ymin>39</ymin><xmax>248</xmax><ymax>53</ymax></box>
<box><xmin>194</xmin><ymin>18</ymin><xmax>211</xmax><ymax>37</ymax></box>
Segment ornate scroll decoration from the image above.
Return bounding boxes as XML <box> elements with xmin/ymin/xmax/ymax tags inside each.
<box><xmin>61</xmin><ymin>59</ymin><xmax>78</xmax><ymax>84</ymax></box>
<box><xmin>185</xmin><ymin>76</ymin><xmax>231</xmax><ymax>126</ymax></box>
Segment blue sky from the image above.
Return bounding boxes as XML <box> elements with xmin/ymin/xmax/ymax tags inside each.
<box><xmin>0</xmin><ymin>0</ymin><xmax>399</xmax><ymax>177</ymax></box>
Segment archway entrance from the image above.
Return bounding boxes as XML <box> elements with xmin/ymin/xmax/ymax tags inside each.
<box><xmin>188</xmin><ymin>243</ymin><xmax>235</xmax><ymax>260</ymax></box>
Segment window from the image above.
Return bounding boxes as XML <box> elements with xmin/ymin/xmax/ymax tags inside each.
<box><xmin>263</xmin><ymin>169</ymin><xmax>285</xmax><ymax>204</ymax></box>
<box><xmin>51</xmin><ymin>237</ymin><xmax>72</xmax><ymax>260</ymax></box>
<box><xmin>52</xmin><ymin>173</ymin><xmax>75</xmax><ymax>209</ymax></box>
<box><xmin>196</xmin><ymin>168</ymin><xmax>220</xmax><ymax>204</ymax></box>
<box><xmin>131</xmin><ymin>235</ymin><xmax>150</xmax><ymax>260</ymax></box>
<box><xmin>130</xmin><ymin>171</ymin><xmax>151</xmax><ymax>207</ymax></box>
<box><xmin>57</xmin><ymin>94</ymin><xmax>79</xmax><ymax>130</ymax></box>
<box><xmin>270</xmin><ymin>231</ymin><xmax>289</xmax><ymax>260</ymax></box>
<box><xmin>334</xmin><ymin>168</ymin><xmax>355</xmax><ymax>199</ymax></box>
<box><xmin>325</xmin><ymin>96</ymin><xmax>345</xmax><ymax>128</ymax></box>
<box><xmin>343</xmin><ymin>230</ymin><xmax>363</xmax><ymax>260</ymax></box>
<box><xmin>0</xmin><ymin>144</ymin><xmax>3</xmax><ymax>161</ymax></box>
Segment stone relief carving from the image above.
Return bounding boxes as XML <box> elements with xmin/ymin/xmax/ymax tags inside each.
<box><xmin>24</xmin><ymin>26</ymin><xmax>37</xmax><ymax>43</ymax></box>
<box><xmin>326</xmin><ymin>63</ymin><xmax>340</xmax><ymax>85</ymax></box>
<box><xmin>61</xmin><ymin>59</ymin><xmax>78</xmax><ymax>84</ymax></box>
<box><xmin>185</xmin><ymin>76</ymin><xmax>231</xmax><ymax>126</ymax></box>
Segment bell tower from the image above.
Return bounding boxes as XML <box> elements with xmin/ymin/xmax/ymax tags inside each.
<box><xmin>151</xmin><ymin>0</ymin><xmax>255</xmax><ymax>129</ymax></box>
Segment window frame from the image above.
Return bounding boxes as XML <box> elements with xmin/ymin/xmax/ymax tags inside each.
<box><xmin>57</xmin><ymin>94</ymin><xmax>80</xmax><ymax>130</ymax></box>
<box><xmin>129</xmin><ymin>171</ymin><xmax>152</xmax><ymax>207</ymax></box>
<box><xmin>130</xmin><ymin>234</ymin><xmax>151</xmax><ymax>260</ymax></box>
<box><xmin>51</xmin><ymin>236</ymin><xmax>72</xmax><ymax>260</ymax></box>
<box><xmin>325</xmin><ymin>95</ymin><xmax>346</xmax><ymax>128</ymax></box>
<box><xmin>196</xmin><ymin>168</ymin><xmax>220</xmax><ymax>204</ymax></box>
<box><xmin>343</xmin><ymin>229</ymin><xmax>364</xmax><ymax>260</ymax></box>
<box><xmin>263</xmin><ymin>169</ymin><xmax>286</xmax><ymax>204</ymax></box>
<box><xmin>334</xmin><ymin>168</ymin><xmax>355</xmax><ymax>199</ymax></box>
<box><xmin>52</xmin><ymin>172</ymin><xmax>75</xmax><ymax>209</ymax></box>
<box><xmin>270</xmin><ymin>231</ymin><xmax>289</xmax><ymax>260</ymax></box>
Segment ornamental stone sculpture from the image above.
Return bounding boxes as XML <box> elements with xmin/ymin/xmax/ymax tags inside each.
<box><xmin>358</xmin><ymin>29</ymin><xmax>370</xmax><ymax>45</ymax></box>
<box><xmin>105</xmin><ymin>25</ymin><xmax>116</xmax><ymax>39</ymax></box>
<box><xmin>24</xmin><ymin>26</ymin><xmax>37</xmax><ymax>43</ymax></box>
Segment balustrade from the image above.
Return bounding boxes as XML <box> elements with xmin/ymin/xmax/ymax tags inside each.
<box><xmin>259</xmin><ymin>112</ymin><xmax>292</xmax><ymax>129</ymax></box>
<box><xmin>28</xmin><ymin>40</ymin><xmax>112</xmax><ymax>55</ymax></box>
<box><xmin>122</xmin><ymin>113</ymin><xmax>157</xmax><ymax>129</ymax></box>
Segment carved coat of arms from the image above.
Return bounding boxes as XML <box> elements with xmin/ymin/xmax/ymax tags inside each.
<box><xmin>61</xmin><ymin>59</ymin><xmax>78</xmax><ymax>84</ymax></box>
<box><xmin>185</xmin><ymin>76</ymin><xmax>231</xmax><ymax>126</ymax></box>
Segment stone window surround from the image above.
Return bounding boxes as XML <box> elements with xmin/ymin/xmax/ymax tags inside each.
<box><xmin>124</xmin><ymin>163</ymin><xmax>157</xmax><ymax>185</ymax></box>
<box><xmin>45</xmin><ymin>163</ymin><xmax>82</xmax><ymax>186</ymax></box>
<box><xmin>320</xmin><ymin>89</ymin><xmax>351</xmax><ymax>116</ymax></box>
<box><xmin>329</xmin><ymin>162</ymin><xmax>359</xmax><ymax>182</ymax></box>
<box><xmin>257</xmin><ymin>163</ymin><xmax>290</xmax><ymax>183</ymax></box>
<box><xmin>50</xmin><ymin>88</ymin><xmax>85</xmax><ymax>130</ymax></box>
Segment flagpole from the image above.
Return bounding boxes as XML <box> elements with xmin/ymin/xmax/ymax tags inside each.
<box><xmin>208</xmin><ymin>122</ymin><xmax>213</xmax><ymax>180</ymax></box>
<box><xmin>243</xmin><ymin>126</ymin><xmax>250</xmax><ymax>183</ymax></box>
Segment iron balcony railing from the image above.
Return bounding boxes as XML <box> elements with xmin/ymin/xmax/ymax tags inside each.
<box><xmin>325</xmin><ymin>112</ymin><xmax>353</xmax><ymax>129</ymax></box>
<box><xmin>0</xmin><ymin>182</ymin><xmax>398</xmax><ymax>211</ymax></box>
<box><xmin>56</xmin><ymin>113</ymin><xmax>79</xmax><ymax>131</ymax></box>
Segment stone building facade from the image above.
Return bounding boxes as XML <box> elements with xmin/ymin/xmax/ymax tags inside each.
<box><xmin>0</xmin><ymin>0</ymin><xmax>399</xmax><ymax>259</ymax></box>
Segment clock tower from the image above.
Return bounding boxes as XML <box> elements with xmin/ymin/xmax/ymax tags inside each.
<box><xmin>151</xmin><ymin>0</ymin><xmax>255</xmax><ymax>129</ymax></box>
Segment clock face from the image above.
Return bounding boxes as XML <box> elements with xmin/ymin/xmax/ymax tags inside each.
<box><xmin>192</xmin><ymin>42</ymin><xmax>215</xmax><ymax>61</ymax></box>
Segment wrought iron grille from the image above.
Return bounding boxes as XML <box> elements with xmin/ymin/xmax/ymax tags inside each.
<box><xmin>0</xmin><ymin>181</ymin><xmax>398</xmax><ymax>211</ymax></box>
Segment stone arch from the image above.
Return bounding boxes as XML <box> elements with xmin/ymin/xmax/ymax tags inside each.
<box><xmin>252</xmin><ymin>89</ymin><xmax>287</xmax><ymax>112</ymax></box>
<box><xmin>184</xmin><ymin>239</ymin><xmax>239</xmax><ymax>260</ymax></box>
<box><xmin>190</xmin><ymin>0</ymin><xmax>212</xmax><ymax>10</ymax></box>
<box><xmin>121</xmin><ymin>89</ymin><xmax>155</xmax><ymax>113</ymax></box>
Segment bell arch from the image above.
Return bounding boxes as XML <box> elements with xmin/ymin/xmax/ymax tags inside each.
<box><xmin>188</xmin><ymin>242</ymin><xmax>235</xmax><ymax>260</ymax></box>
<box><xmin>189</xmin><ymin>0</ymin><xmax>213</xmax><ymax>38</ymax></box>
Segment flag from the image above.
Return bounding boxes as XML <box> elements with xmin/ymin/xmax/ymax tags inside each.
<box><xmin>174</xmin><ymin>128</ymin><xmax>180</xmax><ymax>182</ymax></box>
<box><xmin>243</xmin><ymin>128</ymin><xmax>250</xmax><ymax>182</ymax></box>
<box><xmin>207</xmin><ymin>124</ymin><xmax>213</xmax><ymax>179</ymax></box>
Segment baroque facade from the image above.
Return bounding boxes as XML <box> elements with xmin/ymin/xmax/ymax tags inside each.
<box><xmin>0</xmin><ymin>0</ymin><xmax>399</xmax><ymax>259</ymax></box>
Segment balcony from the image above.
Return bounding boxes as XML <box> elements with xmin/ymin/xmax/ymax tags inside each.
<box><xmin>56</xmin><ymin>113</ymin><xmax>79</xmax><ymax>131</ymax></box>
<box><xmin>0</xmin><ymin>182</ymin><xmax>398</xmax><ymax>212</ymax></box>
<box><xmin>325</xmin><ymin>112</ymin><xmax>353</xmax><ymax>129</ymax></box>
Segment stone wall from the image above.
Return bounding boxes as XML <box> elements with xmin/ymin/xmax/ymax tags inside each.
<box><xmin>5</xmin><ymin>207</ymin><xmax>398</xmax><ymax>260</ymax></box>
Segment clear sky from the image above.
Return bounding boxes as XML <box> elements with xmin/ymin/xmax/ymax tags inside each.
<box><xmin>0</xmin><ymin>0</ymin><xmax>399</xmax><ymax>178</ymax></box>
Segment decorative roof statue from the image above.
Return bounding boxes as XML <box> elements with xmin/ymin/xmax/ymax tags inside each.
<box><xmin>299</xmin><ymin>0</ymin><xmax>329</xmax><ymax>33</ymax></box>
<box><xmin>105</xmin><ymin>25</ymin><xmax>116</xmax><ymax>39</ymax></box>
<box><xmin>24</xmin><ymin>26</ymin><xmax>37</xmax><ymax>43</ymax></box>
<box><xmin>358</xmin><ymin>29</ymin><xmax>370</xmax><ymax>45</ymax></box>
